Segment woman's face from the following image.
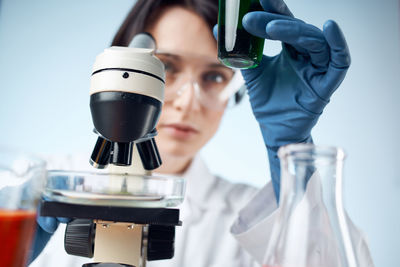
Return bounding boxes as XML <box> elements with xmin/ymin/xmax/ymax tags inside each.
<box><xmin>147</xmin><ymin>6</ymin><xmax>231</xmax><ymax>162</ymax></box>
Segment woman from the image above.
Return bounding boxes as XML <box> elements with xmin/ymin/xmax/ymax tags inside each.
<box><xmin>32</xmin><ymin>0</ymin><xmax>373</xmax><ymax>266</ymax></box>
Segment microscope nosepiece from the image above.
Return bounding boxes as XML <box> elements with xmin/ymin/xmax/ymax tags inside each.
<box><xmin>90</xmin><ymin>91</ymin><xmax>162</xmax><ymax>143</ymax></box>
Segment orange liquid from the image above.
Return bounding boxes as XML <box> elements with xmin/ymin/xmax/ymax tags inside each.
<box><xmin>0</xmin><ymin>209</ymin><xmax>37</xmax><ymax>267</ymax></box>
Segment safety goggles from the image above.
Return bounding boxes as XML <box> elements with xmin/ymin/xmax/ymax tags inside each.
<box><xmin>155</xmin><ymin>49</ymin><xmax>245</xmax><ymax>110</ymax></box>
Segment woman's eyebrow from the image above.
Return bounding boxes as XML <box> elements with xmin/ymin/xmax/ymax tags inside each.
<box><xmin>157</xmin><ymin>52</ymin><xmax>182</xmax><ymax>61</ymax></box>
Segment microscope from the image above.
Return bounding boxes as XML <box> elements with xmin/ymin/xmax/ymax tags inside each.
<box><xmin>40</xmin><ymin>34</ymin><xmax>184</xmax><ymax>267</ymax></box>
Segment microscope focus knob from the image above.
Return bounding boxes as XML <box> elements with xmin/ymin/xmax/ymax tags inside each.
<box><xmin>147</xmin><ymin>225</ymin><xmax>175</xmax><ymax>261</ymax></box>
<box><xmin>65</xmin><ymin>219</ymin><xmax>96</xmax><ymax>258</ymax></box>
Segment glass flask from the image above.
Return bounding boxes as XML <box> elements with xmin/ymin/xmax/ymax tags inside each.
<box><xmin>263</xmin><ymin>144</ymin><xmax>358</xmax><ymax>267</ymax></box>
<box><xmin>0</xmin><ymin>148</ymin><xmax>46</xmax><ymax>267</ymax></box>
<box><xmin>218</xmin><ymin>0</ymin><xmax>265</xmax><ymax>69</ymax></box>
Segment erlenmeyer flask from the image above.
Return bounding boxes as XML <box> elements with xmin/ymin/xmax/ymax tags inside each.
<box><xmin>263</xmin><ymin>144</ymin><xmax>358</xmax><ymax>267</ymax></box>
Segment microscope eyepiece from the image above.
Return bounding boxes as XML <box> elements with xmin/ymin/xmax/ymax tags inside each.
<box><xmin>129</xmin><ymin>32</ymin><xmax>156</xmax><ymax>50</ymax></box>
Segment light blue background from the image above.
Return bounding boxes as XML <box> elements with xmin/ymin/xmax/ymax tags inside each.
<box><xmin>0</xmin><ymin>0</ymin><xmax>399</xmax><ymax>266</ymax></box>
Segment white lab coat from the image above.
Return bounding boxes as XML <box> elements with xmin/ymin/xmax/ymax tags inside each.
<box><xmin>30</xmin><ymin>154</ymin><xmax>373</xmax><ymax>267</ymax></box>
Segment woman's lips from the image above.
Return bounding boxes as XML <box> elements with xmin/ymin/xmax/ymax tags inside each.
<box><xmin>159</xmin><ymin>123</ymin><xmax>199</xmax><ymax>140</ymax></box>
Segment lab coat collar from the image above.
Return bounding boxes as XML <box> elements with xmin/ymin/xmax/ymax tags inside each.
<box><xmin>181</xmin><ymin>155</ymin><xmax>216</xmax><ymax>210</ymax></box>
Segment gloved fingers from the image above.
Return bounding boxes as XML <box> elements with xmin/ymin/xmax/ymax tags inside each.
<box><xmin>36</xmin><ymin>216</ymin><xmax>59</xmax><ymax>234</ymax></box>
<box><xmin>266</xmin><ymin>19</ymin><xmax>331</xmax><ymax>69</ymax></box>
<box><xmin>318</xmin><ymin>20</ymin><xmax>351</xmax><ymax>99</ymax></box>
<box><xmin>213</xmin><ymin>24</ymin><xmax>218</xmax><ymax>40</ymax></box>
<box><xmin>242</xmin><ymin>11</ymin><xmax>299</xmax><ymax>39</ymax></box>
<box><xmin>323</xmin><ymin>20</ymin><xmax>351</xmax><ymax>69</ymax></box>
<box><xmin>259</xmin><ymin>0</ymin><xmax>294</xmax><ymax>17</ymax></box>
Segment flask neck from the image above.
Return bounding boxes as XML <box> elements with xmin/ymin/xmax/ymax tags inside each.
<box><xmin>279</xmin><ymin>145</ymin><xmax>344</xmax><ymax>211</ymax></box>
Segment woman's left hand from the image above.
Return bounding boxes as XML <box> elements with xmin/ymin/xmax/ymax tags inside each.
<box><xmin>241</xmin><ymin>0</ymin><xmax>350</xmax><ymax>201</ymax></box>
<box><xmin>214</xmin><ymin>0</ymin><xmax>351</xmax><ymax>201</ymax></box>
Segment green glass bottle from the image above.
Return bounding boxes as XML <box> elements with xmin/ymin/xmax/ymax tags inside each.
<box><xmin>218</xmin><ymin>0</ymin><xmax>265</xmax><ymax>69</ymax></box>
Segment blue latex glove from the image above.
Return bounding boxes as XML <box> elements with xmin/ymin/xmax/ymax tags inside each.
<box><xmin>215</xmin><ymin>0</ymin><xmax>350</xmax><ymax>202</ymax></box>
<box><xmin>29</xmin><ymin>201</ymin><xmax>70</xmax><ymax>262</ymax></box>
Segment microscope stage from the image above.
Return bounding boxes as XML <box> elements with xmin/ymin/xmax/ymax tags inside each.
<box><xmin>40</xmin><ymin>200</ymin><xmax>181</xmax><ymax>226</ymax></box>
<box><xmin>44</xmin><ymin>170</ymin><xmax>185</xmax><ymax>208</ymax></box>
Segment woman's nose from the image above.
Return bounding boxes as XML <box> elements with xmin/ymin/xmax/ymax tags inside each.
<box><xmin>172</xmin><ymin>81</ymin><xmax>201</xmax><ymax>112</ymax></box>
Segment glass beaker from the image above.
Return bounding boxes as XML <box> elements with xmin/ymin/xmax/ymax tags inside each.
<box><xmin>218</xmin><ymin>0</ymin><xmax>265</xmax><ymax>69</ymax></box>
<box><xmin>263</xmin><ymin>144</ymin><xmax>358</xmax><ymax>267</ymax></box>
<box><xmin>0</xmin><ymin>148</ymin><xmax>46</xmax><ymax>267</ymax></box>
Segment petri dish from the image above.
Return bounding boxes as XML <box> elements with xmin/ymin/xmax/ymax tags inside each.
<box><xmin>44</xmin><ymin>170</ymin><xmax>185</xmax><ymax>208</ymax></box>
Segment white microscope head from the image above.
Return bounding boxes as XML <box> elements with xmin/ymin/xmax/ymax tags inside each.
<box><xmin>89</xmin><ymin>34</ymin><xmax>165</xmax><ymax>169</ymax></box>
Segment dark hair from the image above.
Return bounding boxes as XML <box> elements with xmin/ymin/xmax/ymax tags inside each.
<box><xmin>112</xmin><ymin>0</ymin><xmax>246</xmax><ymax>105</ymax></box>
<box><xmin>112</xmin><ymin>0</ymin><xmax>218</xmax><ymax>46</ymax></box>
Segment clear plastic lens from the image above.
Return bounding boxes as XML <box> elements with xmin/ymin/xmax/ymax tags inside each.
<box><xmin>44</xmin><ymin>170</ymin><xmax>185</xmax><ymax>208</ymax></box>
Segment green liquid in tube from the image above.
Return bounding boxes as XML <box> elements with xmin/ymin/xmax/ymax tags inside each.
<box><xmin>218</xmin><ymin>0</ymin><xmax>265</xmax><ymax>69</ymax></box>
